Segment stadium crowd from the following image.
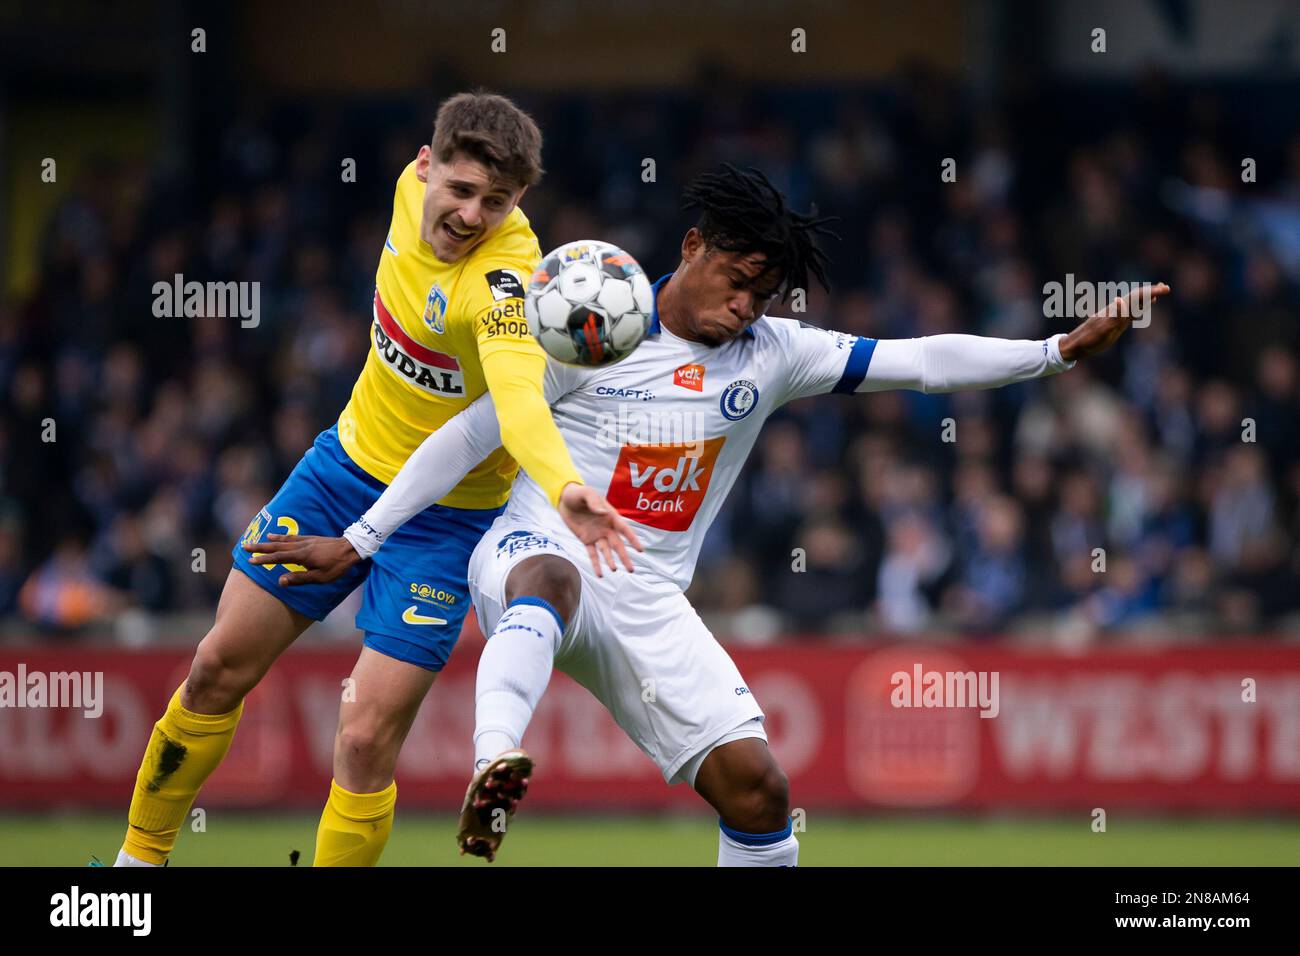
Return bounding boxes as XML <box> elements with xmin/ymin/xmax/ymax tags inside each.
<box><xmin>3</xmin><ymin>66</ymin><xmax>1298</xmax><ymax>642</ymax></box>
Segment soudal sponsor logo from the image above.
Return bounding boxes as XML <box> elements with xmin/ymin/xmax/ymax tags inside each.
<box><xmin>372</xmin><ymin>292</ymin><xmax>464</xmax><ymax>395</ymax></box>
<box><xmin>605</xmin><ymin>437</ymin><xmax>725</xmax><ymax>532</ymax></box>
<box><xmin>674</xmin><ymin>363</ymin><xmax>705</xmax><ymax>391</ymax></box>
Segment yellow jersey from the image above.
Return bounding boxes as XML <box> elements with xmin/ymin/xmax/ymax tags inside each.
<box><xmin>337</xmin><ymin>160</ymin><xmax>581</xmax><ymax>509</ymax></box>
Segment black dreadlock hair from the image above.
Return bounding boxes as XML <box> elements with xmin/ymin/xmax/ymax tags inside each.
<box><xmin>681</xmin><ymin>163</ymin><xmax>839</xmax><ymax>301</ymax></box>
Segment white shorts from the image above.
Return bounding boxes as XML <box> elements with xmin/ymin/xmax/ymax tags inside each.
<box><xmin>467</xmin><ymin>517</ymin><xmax>766</xmax><ymax>786</ymax></box>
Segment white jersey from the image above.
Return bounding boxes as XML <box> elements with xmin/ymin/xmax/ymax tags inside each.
<box><xmin>504</xmin><ymin>306</ymin><xmax>876</xmax><ymax>588</ymax></box>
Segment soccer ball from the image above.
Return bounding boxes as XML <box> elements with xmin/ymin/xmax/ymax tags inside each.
<box><xmin>526</xmin><ymin>240</ymin><xmax>654</xmax><ymax>366</ymax></box>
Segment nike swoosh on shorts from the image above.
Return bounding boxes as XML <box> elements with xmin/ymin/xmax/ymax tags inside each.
<box><xmin>402</xmin><ymin>605</ymin><xmax>448</xmax><ymax>626</ymax></box>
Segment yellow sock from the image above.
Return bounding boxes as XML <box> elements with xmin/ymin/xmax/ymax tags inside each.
<box><xmin>313</xmin><ymin>779</ymin><xmax>398</xmax><ymax>867</ymax></box>
<box><xmin>121</xmin><ymin>684</ymin><xmax>244</xmax><ymax>864</ymax></box>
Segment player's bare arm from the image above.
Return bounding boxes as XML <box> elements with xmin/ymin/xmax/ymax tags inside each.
<box><xmin>247</xmin><ymin>392</ymin><xmax>641</xmax><ymax>586</ymax></box>
<box><xmin>245</xmin><ymin>480</ymin><xmax>640</xmax><ymax>585</ymax></box>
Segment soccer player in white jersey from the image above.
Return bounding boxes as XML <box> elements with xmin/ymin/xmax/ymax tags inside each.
<box><xmin>252</xmin><ymin>165</ymin><xmax>1169</xmax><ymax>866</ymax></box>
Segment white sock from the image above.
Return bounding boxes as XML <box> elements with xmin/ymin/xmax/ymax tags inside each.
<box><xmin>717</xmin><ymin>820</ymin><xmax>799</xmax><ymax>867</ymax></box>
<box><xmin>473</xmin><ymin>597</ymin><xmax>563</xmax><ymax>772</ymax></box>
<box><xmin>114</xmin><ymin>848</ymin><xmax>163</xmax><ymax>868</ymax></box>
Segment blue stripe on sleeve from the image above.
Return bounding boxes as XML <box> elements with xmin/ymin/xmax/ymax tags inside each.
<box><xmin>831</xmin><ymin>336</ymin><xmax>878</xmax><ymax>394</ymax></box>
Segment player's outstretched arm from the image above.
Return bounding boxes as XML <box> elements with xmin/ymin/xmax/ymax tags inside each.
<box><xmin>244</xmin><ymin>394</ymin><xmax>504</xmax><ymax>586</ymax></box>
<box><xmin>245</xmin><ymin>394</ymin><xmax>641</xmax><ymax>584</ymax></box>
<box><xmin>857</xmin><ymin>283</ymin><xmax>1170</xmax><ymax>394</ymax></box>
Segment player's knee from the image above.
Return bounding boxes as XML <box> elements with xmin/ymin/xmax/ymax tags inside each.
<box><xmin>751</xmin><ymin>763</ymin><xmax>791</xmax><ymax>829</ymax></box>
<box><xmin>184</xmin><ymin>639</ymin><xmax>255</xmax><ymax>714</ymax></box>
<box><xmin>505</xmin><ymin>556</ymin><xmax>580</xmax><ymax>624</ymax></box>
<box><xmin>334</xmin><ymin>718</ymin><xmax>401</xmax><ymax>786</ymax></box>
<box><xmin>725</xmin><ymin>761</ymin><xmax>790</xmax><ymax>833</ymax></box>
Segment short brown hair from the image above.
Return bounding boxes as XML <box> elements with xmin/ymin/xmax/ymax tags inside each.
<box><xmin>431</xmin><ymin>90</ymin><xmax>544</xmax><ymax>189</ymax></box>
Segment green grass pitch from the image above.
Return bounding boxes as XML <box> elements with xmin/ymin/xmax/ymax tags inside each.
<box><xmin>3</xmin><ymin>813</ymin><xmax>1297</xmax><ymax>866</ymax></box>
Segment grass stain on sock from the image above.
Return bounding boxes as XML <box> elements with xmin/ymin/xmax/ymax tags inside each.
<box><xmin>144</xmin><ymin>735</ymin><xmax>188</xmax><ymax>793</ymax></box>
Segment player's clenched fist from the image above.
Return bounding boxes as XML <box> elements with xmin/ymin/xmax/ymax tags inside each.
<box><xmin>243</xmin><ymin>533</ymin><xmax>362</xmax><ymax>587</ymax></box>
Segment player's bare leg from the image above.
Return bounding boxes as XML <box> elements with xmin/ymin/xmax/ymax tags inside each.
<box><xmin>184</xmin><ymin>570</ymin><xmax>314</xmax><ymax>713</ymax></box>
<box><xmin>457</xmin><ymin>554</ymin><xmax>578</xmax><ymax>861</ymax></box>
<box><xmin>314</xmin><ymin>646</ymin><xmax>437</xmax><ymax>866</ymax></box>
<box><xmin>693</xmin><ymin>738</ymin><xmax>798</xmax><ymax>866</ymax></box>
<box><xmin>117</xmin><ymin>569</ymin><xmax>312</xmax><ymax>866</ymax></box>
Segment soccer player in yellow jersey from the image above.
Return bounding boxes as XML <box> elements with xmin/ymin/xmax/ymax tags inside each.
<box><xmin>113</xmin><ymin>92</ymin><xmax>639</xmax><ymax>867</ymax></box>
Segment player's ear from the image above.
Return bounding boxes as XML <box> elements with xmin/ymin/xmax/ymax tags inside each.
<box><xmin>416</xmin><ymin>145</ymin><xmax>432</xmax><ymax>183</ymax></box>
<box><xmin>513</xmin><ymin>184</ymin><xmax>529</xmax><ymax>208</ymax></box>
<box><xmin>681</xmin><ymin>227</ymin><xmax>703</xmax><ymax>263</ymax></box>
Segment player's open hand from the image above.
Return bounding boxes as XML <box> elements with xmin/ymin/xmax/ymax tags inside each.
<box><xmin>1058</xmin><ymin>282</ymin><xmax>1171</xmax><ymax>362</ymax></box>
<box><xmin>242</xmin><ymin>533</ymin><xmax>363</xmax><ymax>587</ymax></box>
<box><xmin>558</xmin><ymin>483</ymin><xmax>644</xmax><ymax>577</ymax></box>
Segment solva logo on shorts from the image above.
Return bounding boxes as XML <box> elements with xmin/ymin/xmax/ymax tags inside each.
<box><xmin>605</xmin><ymin>437</ymin><xmax>726</xmax><ymax>532</ymax></box>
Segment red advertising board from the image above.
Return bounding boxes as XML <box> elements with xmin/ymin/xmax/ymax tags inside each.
<box><xmin>1</xmin><ymin>640</ymin><xmax>1297</xmax><ymax>811</ymax></box>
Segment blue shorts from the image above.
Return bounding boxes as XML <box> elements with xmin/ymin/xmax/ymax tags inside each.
<box><xmin>232</xmin><ymin>425</ymin><xmax>505</xmax><ymax>671</ymax></box>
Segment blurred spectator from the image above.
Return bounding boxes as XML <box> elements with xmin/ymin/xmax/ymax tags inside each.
<box><xmin>876</xmin><ymin>512</ymin><xmax>950</xmax><ymax>633</ymax></box>
<box><xmin>944</xmin><ymin>496</ymin><xmax>1028</xmax><ymax>633</ymax></box>
<box><xmin>18</xmin><ymin>534</ymin><xmax>120</xmax><ymax>633</ymax></box>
